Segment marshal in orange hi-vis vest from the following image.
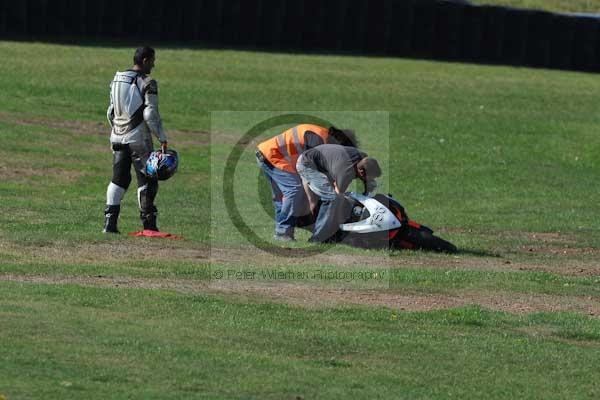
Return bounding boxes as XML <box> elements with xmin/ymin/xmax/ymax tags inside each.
<box><xmin>257</xmin><ymin>124</ymin><xmax>330</xmax><ymax>173</ymax></box>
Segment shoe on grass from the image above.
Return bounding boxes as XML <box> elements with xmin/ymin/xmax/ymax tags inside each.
<box><xmin>273</xmin><ymin>233</ymin><xmax>295</xmax><ymax>242</ymax></box>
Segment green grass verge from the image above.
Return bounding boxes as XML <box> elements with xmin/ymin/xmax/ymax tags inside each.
<box><xmin>3</xmin><ymin>41</ymin><xmax>599</xmax><ymax>248</ymax></box>
<box><xmin>1</xmin><ymin>41</ymin><xmax>600</xmax><ymax>398</ymax></box>
<box><xmin>1</xmin><ymin>281</ymin><xmax>599</xmax><ymax>400</ymax></box>
<box><xmin>472</xmin><ymin>0</ymin><xmax>600</xmax><ymax>13</ymax></box>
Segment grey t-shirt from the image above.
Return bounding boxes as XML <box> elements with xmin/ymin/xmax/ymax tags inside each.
<box><xmin>302</xmin><ymin>144</ymin><xmax>367</xmax><ymax>193</ymax></box>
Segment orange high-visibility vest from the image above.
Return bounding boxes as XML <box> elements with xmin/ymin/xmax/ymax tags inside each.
<box><xmin>257</xmin><ymin>124</ymin><xmax>330</xmax><ymax>173</ymax></box>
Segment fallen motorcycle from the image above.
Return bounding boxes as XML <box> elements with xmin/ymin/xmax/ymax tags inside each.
<box><xmin>299</xmin><ymin>192</ymin><xmax>458</xmax><ymax>253</ymax></box>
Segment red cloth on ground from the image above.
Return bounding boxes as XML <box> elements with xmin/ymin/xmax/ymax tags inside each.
<box><xmin>128</xmin><ymin>230</ymin><xmax>184</xmax><ymax>239</ymax></box>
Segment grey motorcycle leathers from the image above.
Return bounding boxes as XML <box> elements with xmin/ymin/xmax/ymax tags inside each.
<box><xmin>104</xmin><ymin>70</ymin><xmax>168</xmax><ymax>232</ymax></box>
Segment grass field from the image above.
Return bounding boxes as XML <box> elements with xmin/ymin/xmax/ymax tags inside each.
<box><xmin>474</xmin><ymin>0</ymin><xmax>600</xmax><ymax>13</ymax></box>
<box><xmin>1</xmin><ymin>41</ymin><xmax>600</xmax><ymax>399</ymax></box>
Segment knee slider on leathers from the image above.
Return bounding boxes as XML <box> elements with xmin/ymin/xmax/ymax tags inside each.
<box><xmin>112</xmin><ymin>148</ymin><xmax>133</xmax><ymax>189</ymax></box>
<box><xmin>137</xmin><ymin>179</ymin><xmax>158</xmax><ymax>214</ymax></box>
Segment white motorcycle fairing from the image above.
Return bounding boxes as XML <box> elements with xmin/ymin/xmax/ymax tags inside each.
<box><xmin>339</xmin><ymin>193</ymin><xmax>402</xmax><ymax>233</ymax></box>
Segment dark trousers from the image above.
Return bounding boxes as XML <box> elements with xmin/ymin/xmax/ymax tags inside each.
<box><xmin>111</xmin><ymin>143</ymin><xmax>158</xmax><ymax>214</ymax></box>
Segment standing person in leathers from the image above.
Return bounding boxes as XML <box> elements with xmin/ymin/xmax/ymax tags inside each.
<box><xmin>103</xmin><ymin>46</ymin><xmax>169</xmax><ymax>233</ymax></box>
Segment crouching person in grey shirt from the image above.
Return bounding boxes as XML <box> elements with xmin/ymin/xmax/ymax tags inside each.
<box><xmin>296</xmin><ymin>144</ymin><xmax>381</xmax><ymax>243</ymax></box>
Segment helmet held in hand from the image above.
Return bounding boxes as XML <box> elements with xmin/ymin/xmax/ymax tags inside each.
<box><xmin>146</xmin><ymin>149</ymin><xmax>179</xmax><ymax>181</ymax></box>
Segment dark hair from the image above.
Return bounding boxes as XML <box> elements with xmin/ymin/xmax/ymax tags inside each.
<box><xmin>357</xmin><ymin>157</ymin><xmax>382</xmax><ymax>180</ymax></box>
<box><xmin>329</xmin><ymin>126</ymin><xmax>359</xmax><ymax>147</ymax></box>
<box><xmin>133</xmin><ymin>46</ymin><xmax>155</xmax><ymax>66</ymax></box>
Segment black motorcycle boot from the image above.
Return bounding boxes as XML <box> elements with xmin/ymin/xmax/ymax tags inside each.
<box><xmin>103</xmin><ymin>205</ymin><xmax>120</xmax><ymax>234</ymax></box>
<box><xmin>140</xmin><ymin>209</ymin><xmax>159</xmax><ymax>231</ymax></box>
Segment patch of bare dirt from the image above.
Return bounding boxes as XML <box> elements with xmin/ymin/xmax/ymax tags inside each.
<box><xmin>1</xmin><ymin>274</ymin><xmax>598</xmax><ymax>317</ymax></box>
<box><xmin>460</xmin><ymin>291</ymin><xmax>599</xmax><ymax>316</ymax></box>
<box><xmin>1</xmin><ymin>111</ymin><xmax>286</xmax><ymax>147</ymax></box>
<box><xmin>0</xmin><ymin>164</ymin><xmax>84</xmax><ymax>182</ymax></box>
<box><xmin>440</xmin><ymin>228</ymin><xmax>579</xmax><ymax>246</ymax></box>
<box><xmin>209</xmin><ymin>246</ymin><xmax>600</xmax><ymax>277</ymax></box>
<box><xmin>519</xmin><ymin>245</ymin><xmax>600</xmax><ymax>257</ymax></box>
<box><xmin>213</xmin><ymin>279</ymin><xmax>466</xmax><ymax>311</ymax></box>
<box><xmin>1</xmin><ymin>112</ymin><xmax>107</xmax><ymax>136</ymax></box>
<box><xmin>0</xmin><ymin>112</ymin><xmax>210</xmax><ymax>146</ymax></box>
<box><xmin>3</xmin><ymin>238</ymin><xmax>600</xmax><ymax>277</ymax></box>
<box><xmin>526</xmin><ymin>232</ymin><xmax>578</xmax><ymax>244</ymax></box>
<box><xmin>0</xmin><ymin>241</ymin><xmax>209</xmax><ymax>265</ymax></box>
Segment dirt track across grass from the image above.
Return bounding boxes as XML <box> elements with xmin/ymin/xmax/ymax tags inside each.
<box><xmin>1</xmin><ymin>273</ymin><xmax>598</xmax><ymax>317</ymax></box>
<box><xmin>209</xmin><ymin>246</ymin><xmax>600</xmax><ymax>277</ymax></box>
<box><xmin>0</xmin><ymin>111</ymin><xmax>212</xmax><ymax>146</ymax></box>
<box><xmin>3</xmin><ymin>237</ymin><xmax>600</xmax><ymax>277</ymax></box>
